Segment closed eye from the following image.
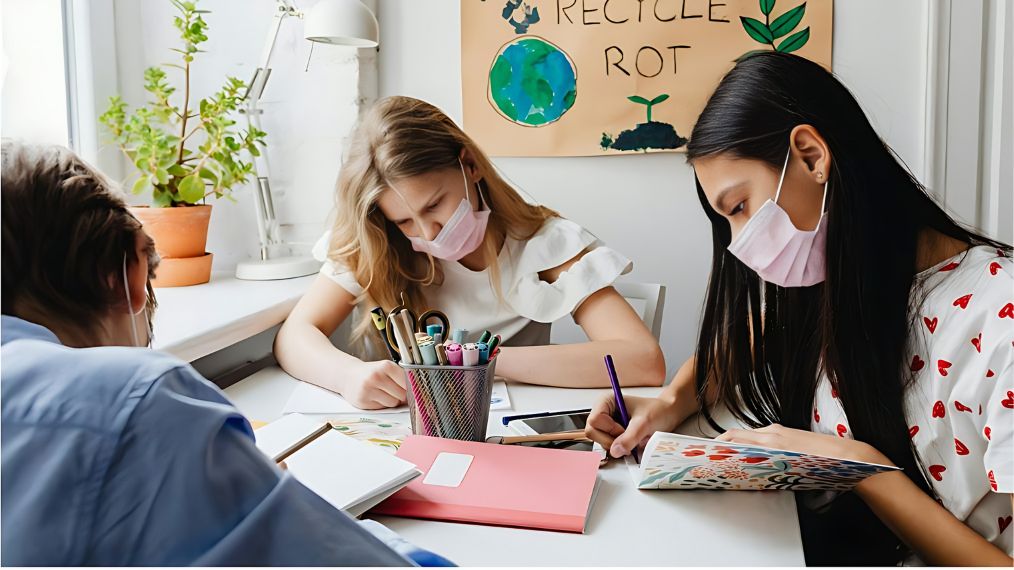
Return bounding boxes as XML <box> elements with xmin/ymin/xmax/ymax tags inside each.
<box><xmin>728</xmin><ymin>201</ymin><xmax>746</xmax><ymax>216</ymax></box>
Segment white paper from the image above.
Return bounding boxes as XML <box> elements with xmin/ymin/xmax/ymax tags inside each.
<box><xmin>423</xmin><ymin>452</ymin><xmax>474</xmax><ymax>487</ymax></box>
<box><xmin>253</xmin><ymin>413</ymin><xmax>328</xmax><ymax>459</ymax></box>
<box><xmin>283</xmin><ymin>380</ymin><xmax>511</xmax><ymax>415</ymax></box>
<box><xmin>255</xmin><ymin>416</ymin><xmax>421</xmax><ymax>517</ymax></box>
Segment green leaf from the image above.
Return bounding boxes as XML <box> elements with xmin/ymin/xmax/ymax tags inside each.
<box><xmin>649</xmin><ymin>94</ymin><xmax>670</xmax><ymax>105</ymax></box>
<box><xmin>769</xmin><ymin>3</ymin><xmax>806</xmax><ymax>38</ymax></box>
<box><xmin>154</xmin><ymin>168</ymin><xmax>169</xmax><ymax>185</ymax></box>
<box><xmin>627</xmin><ymin>95</ymin><xmax>651</xmax><ymax>105</ymax></box>
<box><xmin>776</xmin><ymin>26</ymin><xmax>810</xmax><ymax>53</ymax></box>
<box><xmin>167</xmin><ymin>164</ymin><xmax>188</xmax><ymax>177</ymax></box>
<box><xmin>152</xmin><ymin>188</ymin><xmax>173</xmax><ymax>207</ymax></box>
<box><xmin>132</xmin><ymin>177</ymin><xmax>150</xmax><ymax>195</ymax></box>
<box><xmin>177</xmin><ymin>173</ymin><xmax>205</xmax><ymax>203</ymax></box>
<box><xmin>740</xmin><ymin>16</ymin><xmax>774</xmax><ymax>44</ymax></box>
<box><xmin>760</xmin><ymin>0</ymin><xmax>776</xmax><ymax>15</ymax></box>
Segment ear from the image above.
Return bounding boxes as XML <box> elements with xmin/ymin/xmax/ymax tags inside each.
<box><xmin>457</xmin><ymin>147</ymin><xmax>482</xmax><ymax>184</ymax></box>
<box><xmin>789</xmin><ymin>124</ymin><xmax>832</xmax><ymax>184</ymax></box>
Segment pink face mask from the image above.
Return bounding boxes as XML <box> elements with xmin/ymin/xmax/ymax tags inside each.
<box><xmin>406</xmin><ymin>161</ymin><xmax>491</xmax><ymax>261</ymax></box>
<box><xmin>726</xmin><ymin>148</ymin><xmax>828</xmax><ymax>287</ymax></box>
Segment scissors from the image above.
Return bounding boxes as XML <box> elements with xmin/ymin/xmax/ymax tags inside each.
<box><xmin>385</xmin><ymin>293</ymin><xmax>450</xmax><ymax>358</ymax></box>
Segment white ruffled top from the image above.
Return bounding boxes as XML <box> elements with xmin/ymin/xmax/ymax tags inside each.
<box><xmin>311</xmin><ymin>217</ymin><xmax>633</xmax><ymax>345</ymax></box>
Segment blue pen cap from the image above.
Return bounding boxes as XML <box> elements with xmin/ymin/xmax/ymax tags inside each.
<box><xmin>476</xmin><ymin>342</ymin><xmax>489</xmax><ymax>365</ymax></box>
<box><xmin>418</xmin><ymin>339</ymin><xmax>438</xmax><ymax>366</ymax></box>
<box><xmin>426</xmin><ymin>324</ymin><xmax>443</xmax><ymax>339</ymax></box>
<box><xmin>451</xmin><ymin>328</ymin><xmax>468</xmax><ymax>344</ymax></box>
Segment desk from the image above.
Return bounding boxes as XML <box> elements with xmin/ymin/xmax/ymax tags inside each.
<box><xmin>225</xmin><ymin>366</ymin><xmax>805</xmax><ymax>566</ymax></box>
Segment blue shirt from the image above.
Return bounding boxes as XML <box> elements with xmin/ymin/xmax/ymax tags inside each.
<box><xmin>0</xmin><ymin>316</ymin><xmax>416</xmax><ymax>566</ymax></box>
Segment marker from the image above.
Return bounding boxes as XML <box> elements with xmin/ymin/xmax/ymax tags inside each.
<box><xmin>451</xmin><ymin>328</ymin><xmax>468</xmax><ymax>344</ymax></box>
<box><xmin>487</xmin><ymin>334</ymin><xmax>501</xmax><ymax>354</ymax></box>
<box><xmin>370</xmin><ymin>307</ymin><xmax>399</xmax><ymax>360</ymax></box>
<box><xmin>435</xmin><ymin>342</ymin><xmax>449</xmax><ymax>365</ymax></box>
<box><xmin>478</xmin><ymin>330</ymin><xmax>492</xmax><ymax>344</ymax></box>
<box><xmin>445</xmin><ymin>342</ymin><xmax>463</xmax><ymax>366</ymax></box>
<box><xmin>433</xmin><ymin>332</ymin><xmax>444</xmax><ymax>345</ymax></box>
<box><xmin>389</xmin><ymin>313</ymin><xmax>412</xmax><ymax>364</ymax></box>
<box><xmin>418</xmin><ymin>339</ymin><xmax>438</xmax><ymax>366</ymax></box>
<box><xmin>426</xmin><ymin>324</ymin><xmax>444</xmax><ymax>340</ymax></box>
<box><xmin>462</xmin><ymin>343</ymin><xmax>479</xmax><ymax>367</ymax></box>
<box><xmin>604</xmin><ymin>354</ymin><xmax>638</xmax><ymax>462</ymax></box>
<box><xmin>477</xmin><ymin>342</ymin><xmax>489</xmax><ymax>365</ymax></box>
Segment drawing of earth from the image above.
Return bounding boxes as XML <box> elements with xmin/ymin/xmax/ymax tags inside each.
<box><xmin>488</xmin><ymin>37</ymin><xmax>576</xmax><ymax>127</ymax></box>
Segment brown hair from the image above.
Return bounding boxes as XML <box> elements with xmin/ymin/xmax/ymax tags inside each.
<box><xmin>1</xmin><ymin>142</ymin><xmax>158</xmax><ymax>330</ymax></box>
<box><xmin>328</xmin><ymin>96</ymin><xmax>558</xmax><ymax>348</ymax></box>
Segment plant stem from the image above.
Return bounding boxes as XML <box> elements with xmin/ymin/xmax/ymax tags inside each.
<box><xmin>766</xmin><ymin>11</ymin><xmax>776</xmax><ymax>50</ymax></box>
<box><xmin>647</xmin><ymin>103</ymin><xmax>653</xmax><ymax>123</ymax></box>
<box><xmin>177</xmin><ymin>59</ymin><xmax>191</xmax><ymax>164</ymax></box>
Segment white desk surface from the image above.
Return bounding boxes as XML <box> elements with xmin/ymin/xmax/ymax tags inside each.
<box><xmin>225</xmin><ymin>366</ymin><xmax>805</xmax><ymax>567</ymax></box>
<box><xmin>152</xmin><ymin>272</ymin><xmax>315</xmax><ymax>361</ymax></box>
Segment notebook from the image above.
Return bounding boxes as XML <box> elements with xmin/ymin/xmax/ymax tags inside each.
<box><xmin>370</xmin><ymin>435</ymin><xmax>601</xmax><ymax>533</ymax></box>
<box><xmin>630</xmin><ymin>432</ymin><xmax>901</xmax><ymax>491</ymax></box>
<box><xmin>254</xmin><ymin>414</ymin><xmax>422</xmax><ymax>517</ymax></box>
<box><xmin>282</xmin><ymin>380</ymin><xmax>512</xmax><ymax>414</ymax></box>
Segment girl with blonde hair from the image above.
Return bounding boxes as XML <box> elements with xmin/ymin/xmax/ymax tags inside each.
<box><xmin>275</xmin><ymin>96</ymin><xmax>665</xmax><ymax>409</ymax></box>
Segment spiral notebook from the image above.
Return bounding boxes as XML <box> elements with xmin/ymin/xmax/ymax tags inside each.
<box><xmin>630</xmin><ymin>432</ymin><xmax>900</xmax><ymax>491</ymax></box>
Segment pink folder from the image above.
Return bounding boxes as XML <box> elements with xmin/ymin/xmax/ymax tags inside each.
<box><xmin>370</xmin><ymin>435</ymin><xmax>601</xmax><ymax>533</ymax></box>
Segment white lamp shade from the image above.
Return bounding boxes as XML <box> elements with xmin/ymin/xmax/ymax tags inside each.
<box><xmin>303</xmin><ymin>0</ymin><xmax>379</xmax><ymax>47</ymax></box>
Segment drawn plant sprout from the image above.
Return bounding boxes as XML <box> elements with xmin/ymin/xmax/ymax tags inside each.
<box><xmin>740</xmin><ymin>0</ymin><xmax>810</xmax><ymax>54</ymax></box>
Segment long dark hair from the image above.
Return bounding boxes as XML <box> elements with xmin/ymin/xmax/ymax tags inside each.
<box><xmin>685</xmin><ymin>52</ymin><xmax>1010</xmax><ymax>564</ymax></box>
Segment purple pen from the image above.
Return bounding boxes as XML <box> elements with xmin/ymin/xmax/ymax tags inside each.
<box><xmin>604</xmin><ymin>354</ymin><xmax>639</xmax><ymax>462</ymax></box>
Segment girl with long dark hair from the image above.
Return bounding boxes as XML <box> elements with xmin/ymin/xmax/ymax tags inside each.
<box><xmin>586</xmin><ymin>52</ymin><xmax>1012</xmax><ymax>565</ymax></box>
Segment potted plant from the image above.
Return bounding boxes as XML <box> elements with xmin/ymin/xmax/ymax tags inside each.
<box><xmin>100</xmin><ymin>0</ymin><xmax>265</xmax><ymax>287</ymax></box>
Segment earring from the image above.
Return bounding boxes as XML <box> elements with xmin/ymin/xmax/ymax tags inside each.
<box><xmin>816</xmin><ymin>172</ymin><xmax>824</xmax><ymax>181</ymax></box>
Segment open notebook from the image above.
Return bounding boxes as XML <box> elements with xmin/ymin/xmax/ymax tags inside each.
<box><xmin>629</xmin><ymin>432</ymin><xmax>900</xmax><ymax>491</ymax></box>
<box><xmin>254</xmin><ymin>414</ymin><xmax>422</xmax><ymax>517</ymax></box>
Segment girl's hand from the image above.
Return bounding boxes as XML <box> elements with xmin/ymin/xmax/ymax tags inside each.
<box><xmin>585</xmin><ymin>394</ymin><xmax>680</xmax><ymax>458</ymax></box>
<box><xmin>716</xmin><ymin>423</ymin><xmax>892</xmax><ymax>465</ymax></box>
<box><xmin>342</xmin><ymin>360</ymin><xmax>408</xmax><ymax>410</ymax></box>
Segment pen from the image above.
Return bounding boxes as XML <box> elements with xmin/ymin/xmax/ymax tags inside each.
<box><xmin>445</xmin><ymin>342</ymin><xmax>463</xmax><ymax>366</ymax></box>
<box><xmin>477</xmin><ymin>342</ymin><xmax>489</xmax><ymax>365</ymax></box>
<box><xmin>399</xmin><ymin>310</ymin><xmax>422</xmax><ymax>364</ymax></box>
<box><xmin>501</xmin><ymin>408</ymin><xmax>592</xmax><ymax>426</ymax></box>
<box><xmin>426</xmin><ymin>324</ymin><xmax>444</xmax><ymax>340</ymax></box>
<box><xmin>461</xmin><ymin>343</ymin><xmax>479</xmax><ymax>366</ymax></box>
<box><xmin>604</xmin><ymin>354</ymin><xmax>638</xmax><ymax>462</ymax></box>
<box><xmin>435</xmin><ymin>342</ymin><xmax>449</xmax><ymax>365</ymax></box>
<box><xmin>418</xmin><ymin>338</ymin><xmax>438</xmax><ymax>366</ymax></box>
<box><xmin>370</xmin><ymin>307</ymin><xmax>399</xmax><ymax>360</ymax></box>
<box><xmin>478</xmin><ymin>330</ymin><xmax>492</xmax><ymax>344</ymax></box>
<box><xmin>389</xmin><ymin>312</ymin><xmax>412</xmax><ymax>364</ymax></box>
<box><xmin>272</xmin><ymin>422</ymin><xmax>332</xmax><ymax>464</ymax></box>
<box><xmin>487</xmin><ymin>334</ymin><xmax>501</xmax><ymax>354</ymax></box>
<box><xmin>451</xmin><ymin>328</ymin><xmax>468</xmax><ymax>344</ymax></box>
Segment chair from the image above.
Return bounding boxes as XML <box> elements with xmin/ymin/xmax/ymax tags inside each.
<box><xmin>549</xmin><ymin>281</ymin><xmax>667</xmax><ymax>344</ymax></box>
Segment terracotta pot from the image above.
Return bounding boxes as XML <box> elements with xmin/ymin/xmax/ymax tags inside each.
<box><xmin>131</xmin><ymin>204</ymin><xmax>211</xmax><ymax>258</ymax></box>
<box><xmin>130</xmin><ymin>204</ymin><xmax>213</xmax><ymax>287</ymax></box>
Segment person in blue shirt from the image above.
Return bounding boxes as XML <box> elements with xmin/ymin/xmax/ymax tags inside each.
<box><xmin>0</xmin><ymin>142</ymin><xmax>452</xmax><ymax>566</ymax></box>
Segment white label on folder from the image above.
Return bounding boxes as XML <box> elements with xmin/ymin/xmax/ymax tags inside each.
<box><xmin>423</xmin><ymin>452</ymin><xmax>473</xmax><ymax>487</ymax></box>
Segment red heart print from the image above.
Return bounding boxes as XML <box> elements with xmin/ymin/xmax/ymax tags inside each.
<box><xmin>836</xmin><ymin>423</ymin><xmax>847</xmax><ymax>437</ymax></box>
<box><xmin>989</xmin><ymin>261</ymin><xmax>1002</xmax><ymax>275</ymax></box>
<box><xmin>740</xmin><ymin>456</ymin><xmax>767</xmax><ymax>464</ymax></box>
<box><xmin>908</xmin><ymin>425</ymin><xmax>919</xmax><ymax>438</ymax></box>
<box><xmin>987</xmin><ymin>369</ymin><xmax>996</xmax><ymax>378</ymax></box>
<box><xmin>932</xmin><ymin>401</ymin><xmax>946</xmax><ymax>418</ymax></box>
<box><xmin>937</xmin><ymin>359</ymin><xmax>951</xmax><ymax>376</ymax></box>
<box><xmin>971</xmin><ymin>333</ymin><xmax>982</xmax><ymax>352</ymax></box>
<box><xmin>1002</xmin><ymin>390</ymin><xmax>1014</xmax><ymax>409</ymax></box>
<box><xmin>923</xmin><ymin>316</ymin><xmax>938</xmax><ymax>333</ymax></box>
<box><xmin>954</xmin><ymin>400</ymin><xmax>972</xmax><ymax>413</ymax></box>
<box><xmin>940</xmin><ymin>262</ymin><xmax>960</xmax><ymax>272</ymax></box>
<box><xmin>910</xmin><ymin>355</ymin><xmax>925</xmax><ymax>372</ymax></box>
<box><xmin>984</xmin><ymin>426</ymin><xmax>991</xmax><ymax>440</ymax></box>
<box><xmin>1000</xmin><ymin>516</ymin><xmax>1013</xmax><ymax>534</ymax></box>
<box><xmin>954</xmin><ymin>438</ymin><xmax>969</xmax><ymax>455</ymax></box>
<box><xmin>830</xmin><ymin>386</ymin><xmax>839</xmax><ymax>399</ymax></box>
<box><xmin>683</xmin><ymin>449</ymin><xmax>705</xmax><ymax>457</ymax></box>
<box><xmin>813</xmin><ymin>408</ymin><xmax>820</xmax><ymax>422</ymax></box>
<box><xmin>952</xmin><ymin>294</ymin><xmax>972</xmax><ymax>309</ymax></box>
<box><xmin>988</xmin><ymin>470</ymin><xmax>997</xmax><ymax>491</ymax></box>
<box><xmin>929</xmin><ymin>464</ymin><xmax>946</xmax><ymax>481</ymax></box>
<box><xmin>1000</xmin><ymin>303</ymin><xmax>1014</xmax><ymax>319</ymax></box>
<box><xmin>708</xmin><ymin>454</ymin><xmax>733</xmax><ymax>461</ymax></box>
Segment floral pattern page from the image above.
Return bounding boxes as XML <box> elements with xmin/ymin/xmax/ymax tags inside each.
<box><xmin>636</xmin><ymin>432</ymin><xmax>900</xmax><ymax>491</ymax></box>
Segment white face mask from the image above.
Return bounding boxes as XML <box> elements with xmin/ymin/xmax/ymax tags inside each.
<box><xmin>405</xmin><ymin>160</ymin><xmax>491</xmax><ymax>261</ymax></box>
<box><xmin>122</xmin><ymin>253</ymin><xmax>153</xmax><ymax>348</ymax></box>
<box><xmin>726</xmin><ymin>147</ymin><xmax>829</xmax><ymax>288</ymax></box>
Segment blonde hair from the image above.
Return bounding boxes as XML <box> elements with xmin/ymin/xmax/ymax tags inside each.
<box><xmin>328</xmin><ymin>96</ymin><xmax>558</xmax><ymax>349</ymax></box>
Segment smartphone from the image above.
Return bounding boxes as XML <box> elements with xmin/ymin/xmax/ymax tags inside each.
<box><xmin>508</xmin><ymin>411</ymin><xmax>591</xmax><ymax>436</ymax></box>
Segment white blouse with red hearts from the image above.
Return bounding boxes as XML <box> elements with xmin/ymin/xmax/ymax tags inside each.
<box><xmin>811</xmin><ymin>245</ymin><xmax>1013</xmax><ymax>559</ymax></box>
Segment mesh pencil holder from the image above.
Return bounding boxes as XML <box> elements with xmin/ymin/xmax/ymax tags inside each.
<box><xmin>399</xmin><ymin>359</ymin><xmax>497</xmax><ymax>442</ymax></box>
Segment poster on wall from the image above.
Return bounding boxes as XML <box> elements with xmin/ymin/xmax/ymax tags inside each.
<box><xmin>461</xmin><ymin>0</ymin><xmax>834</xmax><ymax>157</ymax></box>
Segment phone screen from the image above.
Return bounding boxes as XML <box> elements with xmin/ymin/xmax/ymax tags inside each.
<box><xmin>519</xmin><ymin>412</ymin><xmax>590</xmax><ymax>434</ymax></box>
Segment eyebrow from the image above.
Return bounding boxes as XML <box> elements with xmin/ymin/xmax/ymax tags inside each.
<box><xmin>391</xmin><ymin>184</ymin><xmax>446</xmax><ymax>225</ymax></box>
<box><xmin>713</xmin><ymin>181</ymin><xmax>749</xmax><ymax>213</ymax></box>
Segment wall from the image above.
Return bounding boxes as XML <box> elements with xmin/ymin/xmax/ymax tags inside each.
<box><xmin>378</xmin><ymin>0</ymin><xmax>934</xmax><ymax>377</ymax></box>
<box><xmin>108</xmin><ymin>0</ymin><xmax>377</xmax><ymax>270</ymax></box>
